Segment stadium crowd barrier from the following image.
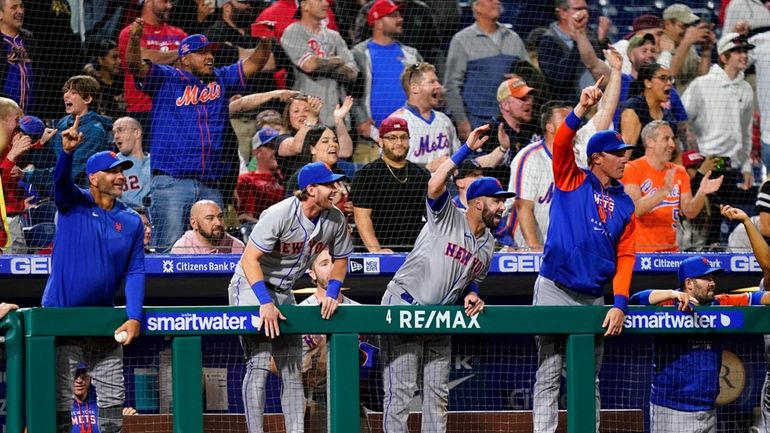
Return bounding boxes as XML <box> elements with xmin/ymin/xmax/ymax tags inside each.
<box><xmin>4</xmin><ymin>304</ymin><xmax>770</xmax><ymax>433</ymax></box>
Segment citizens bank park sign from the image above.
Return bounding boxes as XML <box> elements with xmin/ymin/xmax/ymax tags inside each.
<box><xmin>0</xmin><ymin>253</ymin><xmax>766</xmax><ymax>276</ymax></box>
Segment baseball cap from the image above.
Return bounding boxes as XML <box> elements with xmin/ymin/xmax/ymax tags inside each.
<box><xmin>75</xmin><ymin>362</ymin><xmax>88</xmax><ymax>375</ymax></box>
<box><xmin>717</xmin><ymin>32</ymin><xmax>755</xmax><ymax>56</ymax></box>
<box><xmin>624</xmin><ymin>14</ymin><xmax>663</xmax><ymax>39</ymax></box>
<box><xmin>18</xmin><ymin>115</ymin><xmax>45</xmax><ymax>138</ymax></box>
<box><xmin>681</xmin><ymin>150</ymin><xmax>704</xmax><ymax>169</ymax></box>
<box><xmin>251</xmin><ymin>126</ymin><xmax>281</xmax><ymax>150</ymax></box>
<box><xmin>379</xmin><ymin>117</ymin><xmax>409</xmax><ymax>137</ymax></box>
<box><xmin>298</xmin><ymin>162</ymin><xmax>346</xmax><ymax>189</ymax></box>
<box><xmin>86</xmin><ymin>151</ymin><xmax>134</xmax><ymax>176</ymax></box>
<box><xmin>368</xmin><ymin>0</ymin><xmax>399</xmax><ymax>26</ymax></box>
<box><xmin>628</xmin><ymin>33</ymin><xmax>656</xmax><ymax>51</ymax></box>
<box><xmin>453</xmin><ymin>160</ymin><xmax>484</xmax><ymax>181</ymax></box>
<box><xmin>678</xmin><ymin>256</ymin><xmax>723</xmax><ymax>285</ymax></box>
<box><xmin>496</xmin><ymin>78</ymin><xmax>534</xmax><ymax>102</ymax></box>
<box><xmin>663</xmin><ymin>4</ymin><xmax>699</xmax><ymax>25</ymax></box>
<box><xmin>586</xmin><ymin>130</ymin><xmax>635</xmax><ymax>159</ymax></box>
<box><xmin>466</xmin><ymin>177</ymin><xmax>516</xmax><ymax>202</ymax></box>
<box><xmin>178</xmin><ymin>34</ymin><xmax>218</xmax><ymax>57</ymax></box>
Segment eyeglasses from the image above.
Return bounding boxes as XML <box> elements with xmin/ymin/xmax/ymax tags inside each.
<box><xmin>381</xmin><ymin>134</ymin><xmax>410</xmax><ymax>143</ymax></box>
<box><xmin>652</xmin><ymin>75</ymin><xmax>674</xmax><ymax>84</ymax></box>
<box><xmin>407</xmin><ymin>62</ymin><xmax>426</xmax><ymax>85</ymax></box>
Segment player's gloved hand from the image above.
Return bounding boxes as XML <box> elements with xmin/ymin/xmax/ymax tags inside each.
<box><xmin>602</xmin><ymin>307</ymin><xmax>625</xmax><ymax>337</ymax></box>
<box><xmin>114</xmin><ymin>319</ymin><xmax>141</xmax><ymax>346</ymax></box>
<box><xmin>464</xmin><ymin>292</ymin><xmax>485</xmax><ymax>317</ymax></box>
<box><xmin>259</xmin><ymin>303</ymin><xmax>286</xmax><ymax>338</ymax></box>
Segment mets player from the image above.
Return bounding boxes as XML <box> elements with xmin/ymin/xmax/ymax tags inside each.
<box><xmin>381</xmin><ymin>124</ymin><xmax>514</xmax><ymax>433</ymax></box>
<box><xmin>228</xmin><ymin>161</ymin><xmax>354</xmax><ymax>433</ymax></box>
<box><xmin>631</xmin><ymin>252</ymin><xmax>770</xmax><ymax>433</ymax></box>
<box><xmin>531</xmin><ymin>78</ymin><xmax>637</xmax><ymax>433</ymax></box>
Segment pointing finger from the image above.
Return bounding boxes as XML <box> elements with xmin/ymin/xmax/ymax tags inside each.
<box><xmin>594</xmin><ymin>75</ymin><xmax>605</xmax><ymax>88</ymax></box>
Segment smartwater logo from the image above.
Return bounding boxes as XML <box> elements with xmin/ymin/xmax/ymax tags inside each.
<box><xmin>144</xmin><ymin>312</ymin><xmax>261</xmax><ymax>333</ymax></box>
<box><xmin>624</xmin><ymin>310</ymin><xmax>744</xmax><ymax>330</ymax></box>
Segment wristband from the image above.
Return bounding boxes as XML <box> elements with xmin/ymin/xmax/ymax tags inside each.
<box><xmin>326</xmin><ymin>279</ymin><xmax>343</xmax><ymax>300</ymax></box>
<box><xmin>251</xmin><ymin>280</ymin><xmax>273</xmax><ymax>305</ymax></box>
<box><xmin>497</xmin><ymin>145</ymin><xmax>507</xmax><ymax>153</ymax></box>
<box><xmin>450</xmin><ymin>144</ymin><xmax>472</xmax><ymax>166</ymax></box>
<box><xmin>613</xmin><ymin>295</ymin><xmax>629</xmax><ymax>315</ymax></box>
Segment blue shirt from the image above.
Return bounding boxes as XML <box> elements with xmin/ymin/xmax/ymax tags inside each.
<box><xmin>613</xmin><ymin>73</ymin><xmax>688</xmax><ymax>128</ymax></box>
<box><xmin>141</xmin><ymin>62</ymin><xmax>246</xmax><ymax>181</ymax></box>
<box><xmin>368</xmin><ymin>41</ymin><xmax>407</xmax><ymax>126</ymax></box>
<box><xmin>2</xmin><ymin>32</ymin><xmax>33</xmax><ymax>113</ymax></box>
<box><xmin>71</xmin><ymin>390</ymin><xmax>99</xmax><ymax>433</ymax></box>
<box><xmin>41</xmin><ymin>151</ymin><xmax>145</xmax><ymax>321</ymax></box>
<box><xmin>630</xmin><ymin>289</ymin><xmax>766</xmax><ymax>411</ymax></box>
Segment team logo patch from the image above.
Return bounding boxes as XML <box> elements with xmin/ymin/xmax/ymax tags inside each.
<box><xmin>114</xmin><ymin>222</ymin><xmax>122</xmax><ymax>232</ymax></box>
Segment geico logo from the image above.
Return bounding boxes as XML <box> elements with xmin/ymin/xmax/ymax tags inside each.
<box><xmin>730</xmin><ymin>255</ymin><xmax>761</xmax><ymax>272</ymax></box>
<box><xmin>10</xmin><ymin>257</ymin><xmax>51</xmax><ymax>274</ymax></box>
<box><xmin>497</xmin><ymin>255</ymin><xmax>542</xmax><ymax>272</ymax></box>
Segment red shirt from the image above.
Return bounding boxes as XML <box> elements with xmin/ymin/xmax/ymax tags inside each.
<box><xmin>0</xmin><ymin>132</ymin><xmax>32</xmax><ymax>216</ymax></box>
<box><xmin>236</xmin><ymin>171</ymin><xmax>285</xmax><ymax>218</ymax></box>
<box><xmin>255</xmin><ymin>0</ymin><xmax>337</xmax><ymax>40</ymax></box>
<box><xmin>118</xmin><ymin>22</ymin><xmax>187</xmax><ymax>113</ymax></box>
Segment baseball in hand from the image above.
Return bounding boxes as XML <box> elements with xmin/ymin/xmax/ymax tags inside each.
<box><xmin>114</xmin><ymin>331</ymin><xmax>128</xmax><ymax>343</ymax></box>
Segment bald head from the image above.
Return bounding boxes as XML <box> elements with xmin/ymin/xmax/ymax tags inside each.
<box><xmin>190</xmin><ymin>200</ymin><xmax>225</xmax><ymax>241</ymax></box>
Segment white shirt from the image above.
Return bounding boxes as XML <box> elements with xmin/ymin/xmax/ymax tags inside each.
<box><xmin>750</xmin><ymin>32</ymin><xmax>770</xmax><ymax>144</ymax></box>
<box><xmin>508</xmin><ymin>140</ymin><xmax>554</xmax><ymax>248</ymax></box>
<box><xmin>681</xmin><ymin>64</ymin><xmax>754</xmax><ymax>173</ymax></box>
<box><xmin>388</xmin><ymin>105</ymin><xmax>462</xmax><ymax>166</ymax></box>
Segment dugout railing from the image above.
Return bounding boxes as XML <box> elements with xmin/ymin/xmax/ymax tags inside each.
<box><xmin>6</xmin><ymin>305</ymin><xmax>770</xmax><ymax>433</ymax></box>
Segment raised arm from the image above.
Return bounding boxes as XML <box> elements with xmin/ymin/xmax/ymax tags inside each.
<box><xmin>125</xmin><ymin>19</ymin><xmax>151</xmax><ymax>79</ymax></box>
<box><xmin>53</xmin><ymin>115</ymin><xmax>85</xmax><ymax>210</ymax></box>
<box><xmin>242</xmin><ymin>38</ymin><xmax>273</xmax><ymax>78</ymax></box>
<box><xmin>428</xmin><ymin>124</ymin><xmax>490</xmax><ymax>199</ymax></box>
<box><xmin>721</xmin><ymin>204</ymin><xmax>770</xmax><ymax>286</ymax></box>
<box><xmin>333</xmin><ymin>96</ymin><xmax>354</xmax><ymax>158</ymax></box>
<box><xmin>228</xmin><ymin>89</ymin><xmax>299</xmax><ymax>115</ymax></box>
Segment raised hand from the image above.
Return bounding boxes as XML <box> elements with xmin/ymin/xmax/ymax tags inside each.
<box><xmin>129</xmin><ymin>18</ymin><xmax>143</xmax><ymax>42</ymax></box>
<box><xmin>697</xmin><ymin>170</ymin><xmax>723</xmax><ymax>195</ymax></box>
<box><xmin>579</xmin><ymin>75</ymin><xmax>604</xmax><ymax>109</ymax></box>
<box><xmin>466</xmin><ymin>124</ymin><xmax>491</xmax><ymax>151</ymax></box>
<box><xmin>333</xmin><ymin>96</ymin><xmax>353</xmax><ymax>123</ymax></box>
<box><xmin>61</xmin><ymin>115</ymin><xmax>84</xmax><ymax>154</ymax></box>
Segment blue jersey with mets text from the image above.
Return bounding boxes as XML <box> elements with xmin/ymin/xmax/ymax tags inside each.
<box><xmin>630</xmin><ymin>290</ymin><xmax>766</xmax><ymax>411</ymax></box>
<box><xmin>140</xmin><ymin>61</ymin><xmax>246</xmax><ymax>181</ymax></box>
<box><xmin>41</xmin><ymin>151</ymin><xmax>145</xmax><ymax>321</ymax></box>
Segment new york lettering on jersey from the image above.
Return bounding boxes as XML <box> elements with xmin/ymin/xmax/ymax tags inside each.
<box><xmin>444</xmin><ymin>241</ymin><xmax>485</xmax><ymax>276</ymax></box>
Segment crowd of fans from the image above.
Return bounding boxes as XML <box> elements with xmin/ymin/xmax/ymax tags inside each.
<box><xmin>0</xmin><ymin>0</ymin><xmax>769</xmax><ymax>255</ymax></box>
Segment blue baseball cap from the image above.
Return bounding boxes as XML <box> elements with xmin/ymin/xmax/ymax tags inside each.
<box><xmin>466</xmin><ymin>176</ymin><xmax>516</xmax><ymax>202</ymax></box>
<box><xmin>586</xmin><ymin>130</ymin><xmax>635</xmax><ymax>160</ymax></box>
<box><xmin>75</xmin><ymin>361</ymin><xmax>88</xmax><ymax>374</ymax></box>
<box><xmin>178</xmin><ymin>34</ymin><xmax>218</xmax><ymax>57</ymax></box>
<box><xmin>86</xmin><ymin>151</ymin><xmax>133</xmax><ymax>176</ymax></box>
<box><xmin>298</xmin><ymin>162</ymin><xmax>346</xmax><ymax>190</ymax></box>
<box><xmin>251</xmin><ymin>126</ymin><xmax>281</xmax><ymax>150</ymax></box>
<box><xmin>678</xmin><ymin>256</ymin><xmax>723</xmax><ymax>285</ymax></box>
<box><xmin>19</xmin><ymin>115</ymin><xmax>45</xmax><ymax>137</ymax></box>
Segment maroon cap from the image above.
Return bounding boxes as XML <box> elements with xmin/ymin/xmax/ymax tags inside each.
<box><xmin>624</xmin><ymin>14</ymin><xmax>664</xmax><ymax>40</ymax></box>
<box><xmin>379</xmin><ymin>117</ymin><xmax>409</xmax><ymax>136</ymax></box>
<box><xmin>681</xmin><ymin>150</ymin><xmax>705</xmax><ymax>169</ymax></box>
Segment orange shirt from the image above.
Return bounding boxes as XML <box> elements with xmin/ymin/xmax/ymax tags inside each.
<box><xmin>621</xmin><ymin>157</ymin><xmax>691</xmax><ymax>252</ymax></box>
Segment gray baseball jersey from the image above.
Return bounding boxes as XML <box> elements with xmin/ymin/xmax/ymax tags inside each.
<box><xmin>228</xmin><ymin>196</ymin><xmax>354</xmax><ymax>306</ymax></box>
<box><xmin>386</xmin><ymin>192</ymin><xmax>493</xmax><ymax>306</ymax></box>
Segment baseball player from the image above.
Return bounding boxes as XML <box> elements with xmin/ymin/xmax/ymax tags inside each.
<box><xmin>630</xmin><ymin>251</ymin><xmax>770</xmax><ymax>433</ymax></box>
<box><xmin>228</xmin><ymin>161</ymin><xmax>354</xmax><ymax>433</ymax></box>
<box><xmin>297</xmin><ymin>248</ymin><xmax>373</xmax><ymax>433</ymax></box>
<box><xmin>40</xmin><ymin>116</ymin><xmax>146</xmax><ymax>433</ymax></box>
<box><xmin>381</xmin><ymin>124</ymin><xmax>514</xmax><ymax>433</ymax></box>
<box><xmin>531</xmin><ymin>77</ymin><xmax>637</xmax><ymax>433</ymax></box>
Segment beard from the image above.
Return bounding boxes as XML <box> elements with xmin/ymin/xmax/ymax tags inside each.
<box><xmin>481</xmin><ymin>206</ymin><xmax>500</xmax><ymax>230</ymax></box>
<box><xmin>199</xmin><ymin>226</ymin><xmax>225</xmax><ymax>241</ymax></box>
<box><xmin>382</xmin><ymin>146</ymin><xmax>407</xmax><ymax>163</ymax></box>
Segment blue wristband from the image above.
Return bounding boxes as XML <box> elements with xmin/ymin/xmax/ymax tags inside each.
<box><xmin>326</xmin><ymin>279</ymin><xmax>343</xmax><ymax>300</ymax></box>
<box><xmin>251</xmin><ymin>281</ymin><xmax>273</xmax><ymax>305</ymax></box>
<box><xmin>450</xmin><ymin>144</ymin><xmax>472</xmax><ymax>166</ymax></box>
<box><xmin>613</xmin><ymin>295</ymin><xmax>629</xmax><ymax>315</ymax></box>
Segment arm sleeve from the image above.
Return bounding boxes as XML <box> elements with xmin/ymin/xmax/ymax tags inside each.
<box><xmin>715</xmin><ymin>293</ymin><xmax>751</xmax><ymax>306</ymax></box>
<box><xmin>124</xmin><ymin>219</ymin><xmax>146</xmax><ymax>321</ymax></box>
<box><xmin>629</xmin><ymin>289</ymin><xmax>652</xmax><ymax>305</ymax></box>
<box><xmin>336</xmin><ymin>33</ymin><xmax>358</xmax><ymax>74</ymax></box>
<box><xmin>331</xmin><ymin>210</ymin><xmax>354</xmax><ymax>258</ymax></box>
<box><xmin>443</xmin><ymin>36</ymin><xmax>469</xmax><ymax>123</ymax></box>
<box><xmin>611</xmin><ymin>214</ymin><xmax>637</xmax><ymax>310</ymax></box>
<box><xmin>53</xmin><ymin>150</ymin><xmax>86</xmax><ymax>212</ymax></box>
<box><xmin>552</xmin><ymin>111</ymin><xmax>586</xmax><ymax>191</ymax></box>
<box><xmin>425</xmin><ymin>190</ymin><xmax>461</xmax><ymax>234</ymax></box>
<box><xmin>138</xmin><ymin>63</ymin><xmax>173</xmax><ymax>96</ymax></box>
<box><xmin>218</xmin><ymin>60</ymin><xmax>247</xmax><ymax>97</ymax></box>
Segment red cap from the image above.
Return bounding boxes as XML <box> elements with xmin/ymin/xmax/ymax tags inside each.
<box><xmin>367</xmin><ymin>0</ymin><xmax>399</xmax><ymax>26</ymax></box>
<box><xmin>379</xmin><ymin>116</ymin><xmax>409</xmax><ymax>136</ymax></box>
<box><xmin>681</xmin><ymin>150</ymin><xmax>704</xmax><ymax>169</ymax></box>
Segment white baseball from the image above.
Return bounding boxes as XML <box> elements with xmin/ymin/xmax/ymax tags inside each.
<box><xmin>114</xmin><ymin>331</ymin><xmax>128</xmax><ymax>343</ymax></box>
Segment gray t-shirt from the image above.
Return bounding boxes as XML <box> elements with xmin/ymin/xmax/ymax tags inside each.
<box><xmin>280</xmin><ymin>23</ymin><xmax>358</xmax><ymax>125</ymax></box>
<box><xmin>387</xmin><ymin>193</ymin><xmax>493</xmax><ymax>305</ymax></box>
